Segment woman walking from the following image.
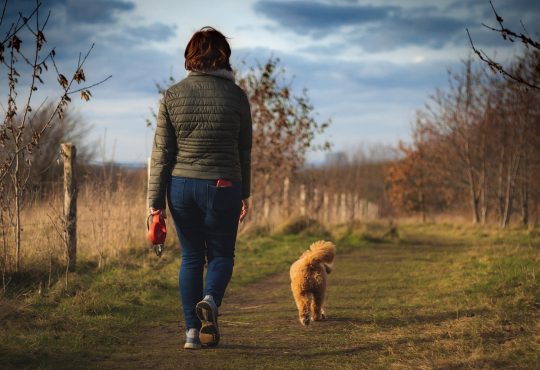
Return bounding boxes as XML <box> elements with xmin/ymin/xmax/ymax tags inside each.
<box><xmin>147</xmin><ymin>27</ymin><xmax>252</xmax><ymax>349</ymax></box>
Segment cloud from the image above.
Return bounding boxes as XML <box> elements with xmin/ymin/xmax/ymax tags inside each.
<box><xmin>59</xmin><ymin>0</ymin><xmax>135</xmax><ymax>25</ymax></box>
<box><xmin>1</xmin><ymin>0</ymin><xmax>135</xmax><ymax>27</ymax></box>
<box><xmin>253</xmin><ymin>1</ymin><xmax>472</xmax><ymax>51</ymax></box>
<box><xmin>356</xmin><ymin>14</ymin><xmax>468</xmax><ymax>51</ymax></box>
<box><xmin>251</xmin><ymin>0</ymin><xmax>540</xmax><ymax>52</ymax></box>
<box><xmin>115</xmin><ymin>22</ymin><xmax>178</xmax><ymax>43</ymax></box>
<box><xmin>254</xmin><ymin>1</ymin><xmax>399</xmax><ymax>33</ymax></box>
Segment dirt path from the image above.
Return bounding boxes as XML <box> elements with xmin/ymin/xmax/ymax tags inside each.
<box><xmin>100</xmin><ymin>243</ymin><xmax>529</xmax><ymax>369</ymax></box>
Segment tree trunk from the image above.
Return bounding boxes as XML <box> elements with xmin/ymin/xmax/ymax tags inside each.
<box><xmin>501</xmin><ymin>154</ymin><xmax>521</xmax><ymax>228</ymax></box>
<box><xmin>419</xmin><ymin>188</ymin><xmax>426</xmax><ymax>223</ymax></box>
<box><xmin>519</xmin><ymin>154</ymin><xmax>529</xmax><ymax>226</ymax></box>
<box><xmin>497</xmin><ymin>146</ymin><xmax>505</xmax><ymax>224</ymax></box>
<box><xmin>480</xmin><ymin>186</ymin><xmax>487</xmax><ymax>225</ymax></box>
<box><xmin>467</xmin><ymin>167</ymin><xmax>480</xmax><ymax>224</ymax></box>
<box><xmin>1</xmin><ymin>211</ymin><xmax>8</xmax><ymax>291</ymax></box>
<box><xmin>520</xmin><ymin>180</ymin><xmax>529</xmax><ymax>226</ymax></box>
<box><xmin>464</xmin><ymin>141</ymin><xmax>480</xmax><ymax>224</ymax></box>
<box><xmin>479</xmin><ymin>132</ymin><xmax>487</xmax><ymax>224</ymax></box>
<box><xmin>14</xmin><ymin>151</ymin><xmax>21</xmax><ymax>272</ymax></box>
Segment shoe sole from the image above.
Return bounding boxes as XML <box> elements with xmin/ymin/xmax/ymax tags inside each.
<box><xmin>184</xmin><ymin>342</ymin><xmax>201</xmax><ymax>350</ymax></box>
<box><xmin>196</xmin><ymin>301</ymin><xmax>220</xmax><ymax>347</ymax></box>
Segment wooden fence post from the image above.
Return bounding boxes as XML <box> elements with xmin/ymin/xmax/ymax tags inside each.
<box><xmin>300</xmin><ymin>184</ymin><xmax>306</xmax><ymax>216</ymax></box>
<box><xmin>352</xmin><ymin>194</ymin><xmax>359</xmax><ymax>220</ymax></box>
<box><xmin>61</xmin><ymin>143</ymin><xmax>77</xmax><ymax>271</ymax></box>
<box><xmin>283</xmin><ymin>177</ymin><xmax>290</xmax><ymax>216</ymax></box>
<box><xmin>333</xmin><ymin>193</ymin><xmax>340</xmax><ymax>222</ymax></box>
<box><xmin>263</xmin><ymin>174</ymin><xmax>270</xmax><ymax>221</ymax></box>
<box><xmin>323</xmin><ymin>192</ymin><xmax>329</xmax><ymax>224</ymax></box>
<box><xmin>313</xmin><ymin>187</ymin><xmax>319</xmax><ymax>219</ymax></box>
<box><xmin>340</xmin><ymin>193</ymin><xmax>347</xmax><ymax>222</ymax></box>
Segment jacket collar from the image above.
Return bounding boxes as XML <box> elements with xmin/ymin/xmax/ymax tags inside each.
<box><xmin>188</xmin><ymin>69</ymin><xmax>235</xmax><ymax>82</ymax></box>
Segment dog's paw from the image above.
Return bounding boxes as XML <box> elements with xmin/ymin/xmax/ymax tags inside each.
<box><xmin>300</xmin><ymin>316</ymin><xmax>310</xmax><ymax>326</ymax></box>
<box><xmin>311</xmin><ymin>310</ymin><xmax>326</xmax><ymax>321</ymax></box>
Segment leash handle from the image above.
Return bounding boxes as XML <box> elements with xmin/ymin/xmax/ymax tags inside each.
<box><xmin>147</xmin><ymin>209</ymin><xmax>167</xmax><ymax>257</ymax></box>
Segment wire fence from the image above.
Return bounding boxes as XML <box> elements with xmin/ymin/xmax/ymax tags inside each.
<box><xmin>1</xmin><ymin>160</ymin><xmax>381</xmax><ymax>277</ymax></box>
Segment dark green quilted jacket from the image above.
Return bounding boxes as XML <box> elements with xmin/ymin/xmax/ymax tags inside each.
<box><xmin>147</xmin><ymin>70</ymin><xmax>252</xmax><ymax>210</ymax></box>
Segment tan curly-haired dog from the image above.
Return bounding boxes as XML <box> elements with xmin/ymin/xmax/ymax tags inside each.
<box><xmin>290</xmin><ymin>240</ymin><xmax>336</xmax><ymax>326</ymax></box>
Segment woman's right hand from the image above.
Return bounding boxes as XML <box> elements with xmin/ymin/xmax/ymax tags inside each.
<box><xmin>150</xmin><ymin>208</ymin><xmax>164</xmax><ymax>217</ymax></box>
<box><xmin>239</xmin><ymin>199</ymin><xmax>249</xmax><ymax>223</ymax></box>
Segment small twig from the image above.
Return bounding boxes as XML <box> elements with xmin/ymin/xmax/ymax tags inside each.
<box><xmin>520</xmin><ymin>20</ymin><xmax>531</xmax><ymax>41</ymax></box>
<box><xmin>466</xmin><ymin>29</ymin><xmax>540</xmax><ymax>90</ymax></box>
<box><xmin>489</xmin><ymin>0</ymin><xmax>504</xmax><ymax>29</ymax></box>
<box><xmin>0</xmin><ymin>0</ymin><xmax>8</xmax><ymax>27</ymax></box>
<box><xmin>67</xmin><ymin>75</ymin><xmax>113</xmax><ymax>95</ymax></box>
<box><xmin>46</xmin><ymin>210</ymin><xmax>67</xmax><ymax>245</ymax></box>
<box><xmin>220</xmin><ymin>320</ymin><xmax>252</xmax><ymax>326</ymax></box>
<box><xmin>0</xmin><ymin>2</ymin><xmax>40</xmax><ymax>45</ymax></box>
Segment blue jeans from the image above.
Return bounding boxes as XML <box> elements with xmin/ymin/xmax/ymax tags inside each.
<box><xmin>167</xmin><ymin>176</ymin><xmax>242</xmax><ymax>330</ymax></box>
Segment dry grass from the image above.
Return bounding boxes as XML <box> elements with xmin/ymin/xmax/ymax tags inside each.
<box><xmin>1</xmin><ymin>173</ymin><xmax>152</xmax><ymax>291</ymax></box>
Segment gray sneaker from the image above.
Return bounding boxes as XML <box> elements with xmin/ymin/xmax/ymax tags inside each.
<box><xmin>196</xmin><ymin>295</ymin><xmax>220</xmax><ymax>347</ymax></box>
<box><xmin>184</xmin><ymin>328</ymin><xmax>202</xmax><ymax>350</ymax></box>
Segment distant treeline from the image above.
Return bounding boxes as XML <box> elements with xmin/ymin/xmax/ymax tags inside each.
<box><xmin>385</xmin><ymin>51</ymin><xmax>540</xmax><ymax>226</ymax></box>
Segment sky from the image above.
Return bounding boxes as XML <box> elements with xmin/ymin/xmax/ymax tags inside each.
<box><xmin>2</xmin><ymin>0</ymin><xmax>540</xmax><ymax>164</ymax></box>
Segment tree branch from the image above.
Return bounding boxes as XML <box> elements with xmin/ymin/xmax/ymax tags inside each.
<box><xmin>467</xmin><ymin>29</ymin><xmax>540</xmax><ymax>90</ymax></box>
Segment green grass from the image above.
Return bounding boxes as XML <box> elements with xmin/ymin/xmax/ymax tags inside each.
<box><xmin>1</xmin><ymin>220</ymin><xmax>539</xmax><ymax>369</ymax></box>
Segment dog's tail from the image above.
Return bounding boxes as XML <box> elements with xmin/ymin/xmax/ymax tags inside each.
<box><xmin>305</xmin><ymin>240</ymin><xmax>336</xmax><ymax>267</ymax></box>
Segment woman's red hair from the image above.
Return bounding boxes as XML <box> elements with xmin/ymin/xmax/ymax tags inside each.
<box><xmin>184</xmin><ymin>27</ymin><xmax>232</xmax><ymax>71</ymax></box>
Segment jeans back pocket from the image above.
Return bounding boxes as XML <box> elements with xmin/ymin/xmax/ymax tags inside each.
<box><xmin>207</xmin><ymin>182</ymin><xmax>241</xmax><ymax>211</ymax></box>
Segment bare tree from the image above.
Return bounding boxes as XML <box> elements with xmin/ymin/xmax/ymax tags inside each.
<box><xmin>421</xmin><ymin>59</ymin><xmax>492</xmax><ymax>224</ymax></box>
<box><xmin>0</xmin><ymin>0</ymin><xmax>110</xmax><ymax>272</ymax></box>
<box><xmin>237</xmin><ymin>58</ymin><xmax>331</xmax><ymax>218</ymax></box>
<box><xmin>386</xmin><ymin>53</ymin><xmax>540</xmax><ymax>226</ymax></box>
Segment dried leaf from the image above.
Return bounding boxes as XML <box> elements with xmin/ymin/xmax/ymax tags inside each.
<box><xmin>11</xmin><ymin>35</ymin><xmax>22</xmax><ymax>52</ymax></box>
<box><xmin>74</xmin><ymin>68</ymin><xmax>86</xmax><ymax>83</ymax></box>
<box><xmin>80</xmin><ymin>90</ymin><xmax>91</xmax><ymax>102</ymax></box>
<box><xmin>58</xmin><ymin>74</ymin><xmax>68</xmax><ymax>89</ymax></box>
<box><xmin>37</xmin><ymin>31</ymin><xmax>46</xmax><ymax>45</ymax></box>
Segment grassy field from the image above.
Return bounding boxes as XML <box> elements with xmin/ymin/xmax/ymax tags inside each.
<box><xmin>0</xmin><ymin>221</ymin><xmax>539</xmax><ymax>369</ymax></box>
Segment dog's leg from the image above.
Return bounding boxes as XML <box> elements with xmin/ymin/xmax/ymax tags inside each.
<box><xmin>311</xmin><ymin>285</ymin><xmax>326</xmax><ymax>321</ymax></box>
<box><xmin>292</xmin><ymin>287</ymin><xmax>310</xmax><ymax>326</ymax></box>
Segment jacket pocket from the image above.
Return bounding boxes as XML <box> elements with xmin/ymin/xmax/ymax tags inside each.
<box><xmin>207</xmin><ymin>182</ymin><xmax>241</xmax><ymax>211</ymax></box>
